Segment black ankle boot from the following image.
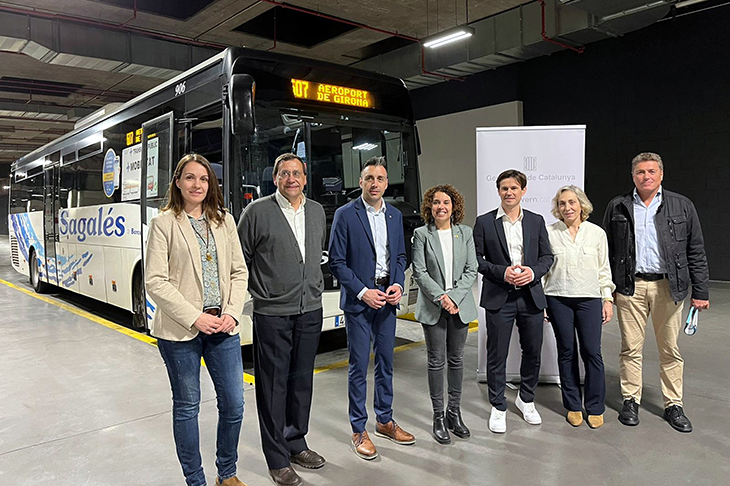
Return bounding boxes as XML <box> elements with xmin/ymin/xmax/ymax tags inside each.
<box><xmin>445</xmin><ymin>408</ymin><xmax>471</xmax><ymax>439</ymax></box>
<box><xmin>432</xmin><ymin>412</ymin><xmax>451</xmax><ymax>444</ymax></box>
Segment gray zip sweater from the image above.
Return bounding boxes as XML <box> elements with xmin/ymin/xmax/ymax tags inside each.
<box><xmin>237</xmin><ymin>194</ymin><xmax>326</xmax><ymax>316</ymax></box>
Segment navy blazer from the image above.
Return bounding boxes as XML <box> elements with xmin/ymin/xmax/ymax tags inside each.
<box><xmin>473</xmin><ymin>208</ymin><xmax>554</xmax><ymax>311</ymax></box>
<box><xmin>328</xmin><ymin>197</ymin><xmax>407</xmax><ymax>314</ymax></box>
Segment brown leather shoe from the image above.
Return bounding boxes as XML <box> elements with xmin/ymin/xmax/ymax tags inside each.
<box><xmin>375</xmin><ymin>420</ymin><xmax>416</xmax><ymax>445</ymax></box>
<box><xmin>352</xmin><ymin>430</ymin><xmax>378</xmax><ymax>460</ymax></box>
<box><xmin>566</xmin><ymin>411</ymin><xmax>584</xmax><ymax>427</ymax></box>
<box><xmin>291</xmin><ymin>449</ymin><xmax>326</xmax><ymax>469</ymax></box>
<box><xmin>268</xmin><ymin>466</ymin><xmax>302</xmax><ymax>486</ymax></box>
<box><xmin>215</xmin><ymin>476</ymin><xmax>248</xmax><ymax>486</ymax></box>
<box><xmin>587</xmin><ymin>414</ymin><xmax>604</xmax><ymax>429</ymax></box>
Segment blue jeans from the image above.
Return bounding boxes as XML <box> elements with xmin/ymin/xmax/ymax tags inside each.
<box><xmin>158</xmin><ymin>332</ymin><xmax>244</xmax><ymax>486</ymax></box>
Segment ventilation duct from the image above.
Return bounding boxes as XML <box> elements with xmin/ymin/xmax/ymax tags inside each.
<box><xmin>0</xmin><ymin>11</ymin><xmax>220</xmax><ymax>80</ymax></box>
<box><xmin>354</xmin><ymin>0</ymin><xmax>678</xmax><ymax>88</ymax></box>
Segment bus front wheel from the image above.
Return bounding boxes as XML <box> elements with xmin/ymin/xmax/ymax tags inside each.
<box><xmin>28</xmin><ymin>249</ymin><xmax>50</xmax><ymax>294</ymax></box>
<box><xmin>131</xmin><ymin>269</ymin><xmax>147</xmax><ymax>332</ymax></box>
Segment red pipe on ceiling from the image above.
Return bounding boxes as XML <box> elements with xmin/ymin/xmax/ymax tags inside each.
<box><xmin>256</xmin><ymin>0</ymin><xmax>465</xmax><ymax>82</ymax></box>
<box><xmin>120</xmin><ymin>0</ymin><xmax>137</xmax><ymax>27</ymax></box>
<box><xmin>538</xmin><ymin>0</ymin><xmax>584</xmax><ymax>54</ymax></box>
<box><xmin>0</xmin><ymin>2</ymin><xmax>465</xmax><ymax>83</ymax></box>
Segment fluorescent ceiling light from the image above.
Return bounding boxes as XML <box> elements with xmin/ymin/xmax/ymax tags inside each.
<box><xmin>422</xmin><ymin>26</ymin><xmax>475</xmax><ymax>48</ymax></box>
<box><xmin>676</xmin><ymin>0</ymin><xmax>711</xmax><ymax>7</ymax></box>
<box><xmin>353</xmin><ymin>142</ymin><xmax>377</xmax><ymax>151</ymax></box>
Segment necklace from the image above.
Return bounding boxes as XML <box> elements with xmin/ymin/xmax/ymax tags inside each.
<box><xmin>190</xmin><ymin>217</ymin><xmax>213</xmax><ymax>261</ymax></box>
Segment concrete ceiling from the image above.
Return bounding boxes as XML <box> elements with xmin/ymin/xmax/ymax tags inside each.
<box><xmin>0</xmin><ymin>0</ymin><xmax>538</xmax><ymax>165</ymax></box>
<box><xmin>0</xmin><ymin>0</ymin><xmax>703</xmax><ymax>166</ymax></box>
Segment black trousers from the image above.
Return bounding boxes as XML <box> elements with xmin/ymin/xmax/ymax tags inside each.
<box><xmin>485</xmin><ymin>289</ymin><xmax>544</xmax><ymax>411</ymax></box>
<box><xmin>253</xmin><ymin>309</ymin><xmax>323</xmax><ymax>469</ymax></box>
<box><xmin>546</xmin><ymin>296</ymin><xmax>606</xmax><ymax>415</ymax></box>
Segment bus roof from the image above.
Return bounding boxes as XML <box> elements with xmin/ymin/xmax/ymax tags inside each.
<box><xmin>12</xmin><ymin>49</ymin><xmax>228</xmax><ymax>171</ymax></box>
<box><xmin>12</xmin><ymin>46</ymin><xmax>410</xmax><ymax>172</ymax></box>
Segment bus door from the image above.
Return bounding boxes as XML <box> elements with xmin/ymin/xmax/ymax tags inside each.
<box><xmin>136</xmin><ymin>112</ymin><xmax>175</xmax><ymax>330</ymax></box>
<box><xmin>140</xmin><ymin>112</ymin><xmax>174</xmax><ymax>225</ymax></box>
<box><xmin>43</xmin><ymin>162</ymin><xmax>60</xmax><ymax>286</ymax></box>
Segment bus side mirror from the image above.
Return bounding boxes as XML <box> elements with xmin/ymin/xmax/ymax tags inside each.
<box><xmin>229</xmin><ymin>74</ymin><xmax>256</xmax><ymax>136</ymax></box>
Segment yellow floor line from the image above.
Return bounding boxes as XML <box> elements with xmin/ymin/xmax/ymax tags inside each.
<box><xmin>400</xmin><ymin>312</ymin><xmax>479</xmax><ymax>327</ymax></box>
<box><xmin>0</xmin><ymin>278</ymin><xmax>256</xmax><ymax>385</ymax></box>
<box><xmin>2</xmin><ymin>276</ymin><xmax>480</xmax><ymax>388</ymax></box>
<box><xmin>313</xmin><ymin>323</ymin><xmax>479</xmax><ymax>374</ymax></box>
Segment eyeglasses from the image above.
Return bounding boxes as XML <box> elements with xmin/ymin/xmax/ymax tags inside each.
<box><xmin>277</xmin><ymin>170</ymin><xmax>303</xmax><ymax>179</ymax></box>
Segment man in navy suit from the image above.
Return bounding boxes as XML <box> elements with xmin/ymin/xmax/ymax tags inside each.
<box><xmin>329</xmin><ymin>156</ymin><xmax>416</xmax><ymax>460</ymax></box>
<box><xmin>474</xmin><ymin>169</ymin><xmax>554</xmax><ymax>434</ymax></box>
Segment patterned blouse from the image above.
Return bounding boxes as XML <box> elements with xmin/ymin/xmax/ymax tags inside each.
<box><xmin>187</xmin><ymin>214</ymin><xmax>221</xmax><ymax>309</ymax></box>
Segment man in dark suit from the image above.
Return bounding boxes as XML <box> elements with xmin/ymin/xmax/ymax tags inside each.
<box><xmin>329</xmin><ymin>156</ymin><xmax>415</xmax><ymax>460</ymax></box>
<box><xmin>474</xmin><ymin>169</ymin><xmax>554</xmax><ymax>434</ymax></box>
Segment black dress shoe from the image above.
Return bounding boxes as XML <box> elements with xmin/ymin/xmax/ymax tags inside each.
<box><xmin>432</xmin><ymin>411</ymin><xmax>451</xmax><ymax>444</ymax></box>
<box><xmin>269</xmin><ymin>466</ymin><xmax>302</xmax><ymax>486</ymax></box>
<box><xmin>291</xmin><ymin>449</ymin><xmax>326</xmax><ymax>469</ymax></box>
<box><xmin>618</xmin><ymin>398</ymin><xmax>640</xmax><ymax>426</ymax></box>
<box><xmin>445</xmin><ymin>408</ymin><xmax>471</xmax><ymax>439</ymax></box>
<box><xmin>664</xmin><ymin>405</ymin><xmax>693</xmax><ymax>433</ymax></box>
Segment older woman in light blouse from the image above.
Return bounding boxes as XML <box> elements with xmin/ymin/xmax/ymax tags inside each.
<box><xmin>543</xmin><ymin>185</ymin><xmax>615</xmax><ymax>429</ymax></box>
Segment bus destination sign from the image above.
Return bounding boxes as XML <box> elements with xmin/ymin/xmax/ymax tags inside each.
<box><xmin>291</xmin><ymin>79</ymin><xmax>374</xmax><ymax>109</ymax></box>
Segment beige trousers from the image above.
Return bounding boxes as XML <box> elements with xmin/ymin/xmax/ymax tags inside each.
<box><xmin>615</xmin><ymin>278</ymin><xmax>684</xmax><ymax>408</ymax></box>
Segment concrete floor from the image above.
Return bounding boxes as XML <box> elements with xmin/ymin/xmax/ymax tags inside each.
<box><xmin>0</xmin><ymin>238</ymin><xmax>729</xmax><ymax>485</ymax></box>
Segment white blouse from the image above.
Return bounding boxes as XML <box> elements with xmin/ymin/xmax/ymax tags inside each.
<box><xmin>437</xmin><ymin>228</ymin><xmax>454</xmax><ymax>291</ymax></box>
<box><xmin>543</xmin><ymin>220</ymin><xmax>615</xmax><ymax>300</ymax></box>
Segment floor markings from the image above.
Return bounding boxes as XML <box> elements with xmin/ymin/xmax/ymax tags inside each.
<box><xmin>313</xmin><ymin>320</ymin><xmax>479</xmax><ymax>374</ymax></box>
<box><xmin>0</xmin><ymin>278</ymin><xmax>256</xmax><ymax>385</ymax></box>
<box><xmin>2</xmin><ymin>277</ymin><xmax>480</xmax><ymax>388</ymax></box>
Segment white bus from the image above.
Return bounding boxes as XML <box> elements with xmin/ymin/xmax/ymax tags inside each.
<box><xmin>9</xmin><ymin>47</ymin><xmax>422</xmax><ymax>344</ymax></box>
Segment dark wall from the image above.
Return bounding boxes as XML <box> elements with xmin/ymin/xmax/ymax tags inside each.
<box><xmin>412</xmin><ymin>7</ymin><xmax>730</xmax><ymax>280</ymax></box>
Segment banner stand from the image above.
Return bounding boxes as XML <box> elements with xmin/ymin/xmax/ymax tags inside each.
<box><xmin>474</xmin><ymin>125</ymin><xmax>586</xmax><ymax>384</ymax></box>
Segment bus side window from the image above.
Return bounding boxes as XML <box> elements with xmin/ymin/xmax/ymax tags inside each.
<box><xmin>10</xmin><ymin>173</ymin><xmax>44</xmax><ymax>214</ymax></box>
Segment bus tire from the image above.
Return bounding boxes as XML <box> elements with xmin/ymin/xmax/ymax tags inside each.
<box><xmin>28</xmin><ymin>249</ymin><xmax>50</xmax><ymax>294</ymax></box>
<box><xmin>131</xmin><ymin>269</ymin><xmax>147</xmax><ymax>332</ymax></box>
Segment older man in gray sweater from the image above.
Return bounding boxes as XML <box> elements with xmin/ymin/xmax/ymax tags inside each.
<box><xmin>237</xmin><ymin>153</ymin><xmax>327</xmax><ymax>486</ymax></box>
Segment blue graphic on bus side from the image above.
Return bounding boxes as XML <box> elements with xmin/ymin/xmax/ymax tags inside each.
<box><xmin>11</xmin><ymin>213</ymin><xmax>96</xmax><ymax>287</ymax></box>
<box><xmin>146</xmin><ymin>298</ymin><xmax>156</xmax><ymax>322</ymax></box>
<box><xmin>10</xmin><ymin>213</ymin><xmax>45</xmax><ymax>278</ymax></box>
<box><xmin>58</xmin><ymin>207</ymin><xmax>125</xmax><ymax>242</ymax></box>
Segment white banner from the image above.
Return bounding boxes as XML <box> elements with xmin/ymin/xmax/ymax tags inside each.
<box><xmin>475</xmin><ymin>125</ymin><xmax>585</xmax><ymax>383</ymax></box>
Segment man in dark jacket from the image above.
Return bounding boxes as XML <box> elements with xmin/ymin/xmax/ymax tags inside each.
<box><xmin>603</xmin><ymin>152</ymin><xmax>709</xmax><ymax>433</ymax></box>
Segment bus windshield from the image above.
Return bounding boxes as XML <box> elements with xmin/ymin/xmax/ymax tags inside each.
<box><xmin>236</xmin><ymin>105</ymin><xmax>420</xmax><ymax>226</ymax></box>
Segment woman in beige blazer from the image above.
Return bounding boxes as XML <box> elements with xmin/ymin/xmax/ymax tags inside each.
<box><xmin>412</xmin><ymin>184</ymin><xmax>478</xmax><ymax>445</ymax></box>
<box><xmin>145</xmin><ymin>153</ymin><xmax>248</xmax><ymax>486</ymax></box>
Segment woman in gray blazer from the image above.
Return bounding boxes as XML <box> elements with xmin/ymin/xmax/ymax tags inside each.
<box><xmin>146</xmin><ymin>154</ymin><xmax>248</xmax><ymax>486</ymax></box>
<box><xmin>412</xmin><ymin>184</ymin><xmax>478</xmax><ymax>444</ymax></box>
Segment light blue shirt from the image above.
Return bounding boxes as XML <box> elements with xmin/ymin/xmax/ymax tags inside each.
<box><xmin>633</xmin><ymin>187</ymin><xmax>666</xmax><ymax>274</ymax></box>
<box><xmin>357</xmin><ymin>196</ymin><xmax>390</xmax><ymax>299</ymax></box>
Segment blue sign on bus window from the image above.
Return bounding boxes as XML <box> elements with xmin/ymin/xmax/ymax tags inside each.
<box><xmin>103</xmin><ymin>148</ymin><xmax>116</xmax><ymax>198</ymax></box>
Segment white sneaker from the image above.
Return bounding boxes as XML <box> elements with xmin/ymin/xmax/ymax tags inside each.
<box><xmin>489</xmin><ymin>407</ymin><xmax>507</xmax><ymax>433</ymax></box>
<box><xmin>516</xmin><ymin>395</ymin><xmax>542</xmax><ymax>425</ymax></box>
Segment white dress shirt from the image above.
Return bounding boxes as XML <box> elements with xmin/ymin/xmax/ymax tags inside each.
<box><xmin>437</xmin><ymin>228</ymin><xmax>454</xmax><ymax>291</ymax></box>
<box><xmin>543</xmin><ymin>220</ymin><xmax>616</xmax><ymax>300</ymax></box>
<box><xmin>357</xmin><ymin>196</ymin><xmax>391</xmax><ymax>299</ymax></box>
<box><xmin>275</xmin><ymin>189</ymin><xmax>306</xmax><ymax>263</ymax></box>
<box><xmin>633</xmin><ymin>187</ymin><xmax>666</xmax><ymax>274</ymax></box>
<box><xmin>496</xmin><ymin>206</ymin><xmax>524</xmax><ymax>267</ymax></box>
